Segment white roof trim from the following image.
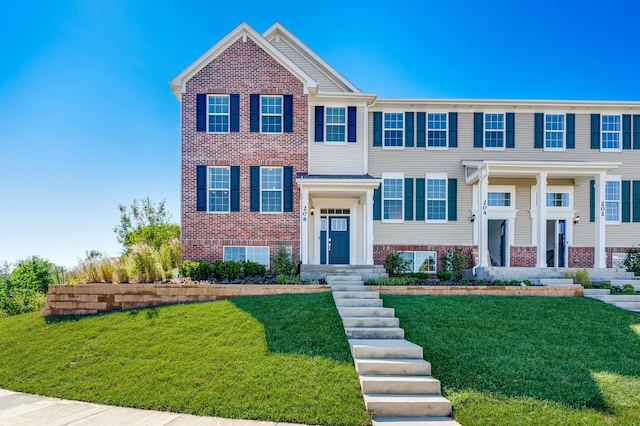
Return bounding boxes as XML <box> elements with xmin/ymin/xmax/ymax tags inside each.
<box><xmin>169</xmin><ymin>22</ymin><xmax>318</xmax><ymax>99</ymax></box>
<box><xmin>262</xmin><ymin>22</ymin><xmax>361</xmax><ymax>94</ymax></box>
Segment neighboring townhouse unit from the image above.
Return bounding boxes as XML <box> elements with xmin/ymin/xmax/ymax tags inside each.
<box><xmin>171</xmin><ymin>22</ymin><xmax>640</xmax><ymax>273</ymax></box>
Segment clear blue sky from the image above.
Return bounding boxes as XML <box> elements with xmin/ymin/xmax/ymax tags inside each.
<box><xmin>2</xmin><ymin>0</ymin><xmax>640</xmax><ymax>268</ymax></box>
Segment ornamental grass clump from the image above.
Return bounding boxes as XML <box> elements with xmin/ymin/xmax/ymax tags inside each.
<box><xmin>132</xmin><ymin>244</ymin><xmax>163</xmax><ymax>282</ymax></box>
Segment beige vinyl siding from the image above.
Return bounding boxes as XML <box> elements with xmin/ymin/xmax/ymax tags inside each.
<box><xmin>309</xmin><ymin>104</ymin><xmax>365</xmax><ymax>175</ymax></box>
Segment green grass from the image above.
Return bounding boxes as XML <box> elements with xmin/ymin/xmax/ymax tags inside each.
<box><xmin>0</xmin><ymin>293</ymin><xmax>370</xmax><ymax>426</ymax></box>
<box><xmin>382</xmin><ymin>295</ymin><xmax>640</xmax><ymax>426</ymax></box>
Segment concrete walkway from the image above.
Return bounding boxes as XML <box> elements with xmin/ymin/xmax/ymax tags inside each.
<box><xmin>0</xmin><ymin>389</ymin><xmax>308</xmax><ymax>426</ymax></box>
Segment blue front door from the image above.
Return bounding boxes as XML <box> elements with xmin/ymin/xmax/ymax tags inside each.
<box><xmin>320</xmin><ymin>216</ymin><xmax>350</xmax><ymax>264</ymax></box>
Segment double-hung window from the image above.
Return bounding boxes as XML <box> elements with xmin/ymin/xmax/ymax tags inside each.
<box><xmin>261</xmin><ymin>95</ymin><xmax>283</xmax><ymax>133</ymax></box>
<box><xmin>325</xmin><ymin>107</ymin><xmax>346</xmax><ymax>142</ymax></box>
<box><xmin>208</xmin><ymin>167</ymin><xmax>230</xmax><ymax>212</ymax></box>
<box><xmin>207</xmin><ymin>95</ymin><xmax>229</xmax><ymax>133</ymax></box>
<box><xmin>484</xmin><ymin>113</ymin><xmax>505</xmax><ymax>149</ymax></box>
<box><xmin>427</xmin><ymin>113</ymin><xmax>447</xmax><ymax>148</ymax></box>
<box><xmin>382</xmin><ymin>174</ymin><xmax>403</xmax><ymax>221</ymax></box>
<box><xmin>261</xmin><ymin>167</ymin><xmax>283</xmax><ymax>213</ymax></box>
<box><xmin>605</xmin><ymin>178</ymin><xmax>621</xmax><ymax>222</ymax></box>
<box><xmin>223</xmin><ymin>246</ymin><xmax>270</xmax><ymax>267</ymax></box>
<box><xmin>601</xmin><ymin>115</ymin><xmax>621</xmax><ymax>150</ymax></box>
<box><xmin>426</xmin><ymin>174</ymin><xmax>447</xmax><ymax>221</ymax></box>
<box><xmin>545</xmin><ymin>114</ymin><xmax>565</xmax><ymax>150</ymax></box>
<box><xmin>384</xmin><ymin>113</ymin><xmax>404</xmax><ymax>148</ymax></box>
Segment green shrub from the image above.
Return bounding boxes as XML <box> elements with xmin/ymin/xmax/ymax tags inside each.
<box><xmin>493</xmin><ymin>279</ymin><xmax>502</xmax><ymax>284</ymax></box>
<box><xmin>522</xmin><ymin>279</ymin><xmax>532</xmax><ymax>286</ymax></box>
<box><xmin>477</xmin><ymin>279</ymin><xmax>487</xmax><ymax>285</ymax></box>
<box><xmin>623</xmin><ymin>247</ymin><xmax>640</xmax><ymax>276</ymax></box>
<box><xmin>242</xmin><ymin>261</ymin><xmax>266</xmax><ymax>277</ymax></box>
<box><xmin>217</xmin><ymin>260</ymin><xmax>242</xmax><ymax>280</ymax></box>
<box><xmin>366</xmin><ymin>277</ymin><xmax>419</xmax><ymax>286</ymax></box>
<box><xmin>9</xmin><ymin>256</ymin><xmax>57</xmax><ymax>293</ymax></box>
<box><xmin>509</xmin><ymin>279</ymin><xmax>520</xmax><ymax>286</ymax></box>
<box><xmin>179</xmin><ymin>259</ymin><xmax>215</xmax><ymax>281</ymax></box>
<box><xmin>439</xmin><ymin>247</ymin><xmax>471</xmax><ymax>280</ymax></box>
<box><xmin>408</xmin><ymin>272</ymin><xmax>429</xmax><ymax>279</ymax></box>
<box><xmin>271</xmin><ymin>245</ymin><xmax>298</xmax><ymax>277</ymax></box>
<box><xmin>436</xmin><ymin>270</ymin><xmax>453</xmax><ymax>280</ymax></box>
<box><xmin>0</xmin><ymin>287</ymin><xmax>46</xmax><ymax>317</ymax></box>
<box><xmin>385</xmin><ymin>251</ymin><xmax>411</xmax><ymax>277</ymax></box>
<box><xmin>622</xmin><ymin>284</ymin><xmax>636</xmax><ymax>294</ymax></box>
<box><xmin>597</xmin><ymin>282</ymin><xmax>613</xmax><ymax>293</ymax></box>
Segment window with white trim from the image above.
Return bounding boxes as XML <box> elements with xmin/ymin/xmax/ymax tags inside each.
<box><xmin>484</xmin><ymin>113</ymin><xmax>505</xmax><ymax>149</ymax></box>
<box><xmin>426</xmin><ymin>174</ymin><xmax>447</xmax><ymax>221</ymax></box>
<box><xmin>401</xmin><ymin>251</ymin><xmax>437</xmax><ymax>273</ymax></box>
<box><xmin>261</xmin><ymin>167</ymin><xmax>283</xmax><ymax>213</ymax></box>
<box><xmin>601</xmin><ymin>115</ymin><xmax>621</xmax><ymax>150</ymax></box>
<box><xmin>427</xmin><ymin>113</ymin><xmax>447</xmax><ymax>148</ymax></box>
<box><xmin>605</xmin><ymin>178</ymin><xmax>621</xmax><ymax>222</ymax></box>
<box><xmin>545</xmin><ymin>114</ymin><xmax>564</xmax><ymax>149</ymax></box>
<box><xmin>207</xmin><ymin>167</ymin><xmax>230</xmax><ymax>212</ymax></box>
<box><xmin>382</xmin><ymin>174</ymin><xmax>403</xmax><ymax>221</ymax></box>
<box><xmin>546</xmin><ymin>192</ymin><xmax>569</xmax><ymax>208</ymax></box>
<box><xmin>261</xmin><ymin>95</ymin><xmax>282</xmax><ymax>133</ymax></box>
<box><xmin>223</xmin><ymin>246</ymin><xmax>270</xmax><ymax>267</ymax></box>
<box><xmin>384</xmin><ymin>113</ymin><xmax>403</xmax><ymax>148</ymax></box>
<box><xmin>207</xmin><ymin>95</ymin><xmax>229</xmax><ymax>133</ymax></box>
<box><xmin>487</xmin><ymin>192</ymin><xmax>511</xmax><ymax>207</ymax></box>
<box><xmin>325</xmin><ymin>107</ymin><xmax>346</xmax><ymax>142</ymax></box>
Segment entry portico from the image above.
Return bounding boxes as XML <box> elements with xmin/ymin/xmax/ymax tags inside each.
<box><xmin>463</xmin><ymin>160</ymin><xmax>621</xmax><ymax>269</ymax></box>
<box><xmin>297</xmin><ymin>174</ymin><xmax>381</xmax><ymax>266</ymax></box>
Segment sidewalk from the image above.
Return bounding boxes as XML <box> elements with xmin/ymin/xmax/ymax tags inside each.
<box><xmin>0</xmin><ymin>389</ymin><xmax>308</xmax><ymax>426</ymax></box>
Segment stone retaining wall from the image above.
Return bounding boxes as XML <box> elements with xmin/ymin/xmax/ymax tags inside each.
<box><xmin>44</xmin><ymin>284</ymin><xmax>330</xmax><ymax>317</ymax></box>
<box><xmin>372</xmin><ymin>285</ymin><xmax>583</xmax><ymax>297</ymax></box>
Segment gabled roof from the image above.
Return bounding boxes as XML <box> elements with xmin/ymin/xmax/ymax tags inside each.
<box><xmin>169</xmin><ymin>22</ymin><xmax>318</xmax><ymax>99</ymax></box>
<box><xmin>262</xmin><ymin>22</ymin><xmax>361</xmax><ymax>94</ymax></box>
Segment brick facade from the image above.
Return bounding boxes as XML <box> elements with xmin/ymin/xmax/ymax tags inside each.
<box><xmin>568</xmin><ymin>246</ymin><xmax>594</xmax><ymax>268</ymax></box>
<box><xmin>181</xmin><ymin>38</ymin><xmax>307</xmax><ymax>262</ymax></box>
<box><xmin>510</xmin><ymin>246</ymin><xmax>537</xmax><ymax>267</ymax></box>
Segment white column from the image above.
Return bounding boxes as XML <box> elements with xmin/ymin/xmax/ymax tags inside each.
<box><xmin>478</xmin><ymin>169</ymin><xmax>489</xmax><ymax>268</ymax></box>
<box><xmin>594</xmin><ymin>173</ymin><xmax>607</xmax><ymax>268</ymax></box>
<box><xmin>364</xmin><ymin>190</ymin><xmax>375</xmax><ymax>265</ymax></box>
<box><xmin>300</xmin><ymin>189</ymin><xmax>309</xmax><ymax>265</ymax></box>
<box><xmin>536</xmin><ymin>172</ymin><xmax>548</xmax><ymax>268</ymax></box>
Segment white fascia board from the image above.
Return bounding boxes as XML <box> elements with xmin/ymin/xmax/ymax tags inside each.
<box><xmin>463</xmin><ymin>160</ymin><xmax>621</xmax><ymax>180</ymax></box>
<box><xmin>262</xmin><ymin>22</ymin><xmax>361</xmax><ymax>94</ymax></box>
<box><xmin>311</xmin><ymin>92</ymin><xmax>378</xmax><ymax>104</ymax></box>
<box><xmin>169</xmin><ymin>22</ymin><xmax>317</xmax><ymax>100</ymax></box>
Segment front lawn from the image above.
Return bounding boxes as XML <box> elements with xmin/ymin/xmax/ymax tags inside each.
<box><xmin>0</xmin><ymin>293</ymin><xmax>370</xmax><ymax>426</ymax></box>
<box><xmin>383</xmin><ymin>295</ymin><xmax>640</xmax><ymax>426</ymax></box>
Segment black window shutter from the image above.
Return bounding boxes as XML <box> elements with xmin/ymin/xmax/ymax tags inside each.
<box><xmin>474</xmin><ymin>112</ymin><xmax>483</xmax><ymax>148</ymax></box>
<box><xmin>634</xmin><ymin>115</ymin><xmax>640</xmax><ymax>149</ymax></box>
<box><xmin>622</xmin><ymin>180</ymin><xmax>631</xmax><ymax>222</ymax></box>
<box><xmin>405</xmin><ymin>112</ymin><xmax>414</xmax><ymax>147</ymax></box>
<box><xmin>449</xmin><ymin>112</ymin><xmax>458</xmax><ymax>147</ymax></box>
<box><xmin>373</xmin><ymin>112</ymin><xmax>382</xmax><ymax>147</ymax></box>
<box><xmin>404</xmin><ymin>178</ymin><xmax>413</xmax><ymax>221</ymax></box>
<box><xmin>633</xmin><ymin>181</ymin><xmax>640</xmax><ymax>222</ymax></box>
<box><xmin>250</xmin><ymin>166</ymin><xmax>260</xmax><ymax>211</ymax></box>
<box><xmin>283</xmin><ymin>94</ymin><xmax>293</xmax><ymax>132</ymax></box>
<box><xmin>229</xmin><ymin>94</ymin><xmax>240</xmax><ymax>132</ymax></box>
<box><xmin>373</xmin><ymin>186</ymin><xmax>381</xmax><ymax>220</ymax></box>
<box><xmin>591</xmin><ymin>114</ymin><xmax>600</xmax><ymax>149</ymax></box>
<box><xmin>283</xmin><ymin>166</ymin><xmax>293</xmax><ymax>212</ymax></box>
<box><xmin>416</xmin><ymin>112</ymin><xmax>426</xmax><ymax>147</ymax></box>
<box><xmin>196</xmin><ymin>94</ymin><xmax>206</xmax><ymax>132</ymax></box>
<box><xmin>589</xmin><ymin>179</ymin><xmax>595</xmax><ymax>222</ymax></box>
<box><xmin>623</xmin><ymin>114</ymin><xmax>631</xmax><ymax>149</ymax></box>
<box><xmin>447</xmin><ymin>178</ymin><xmax>457</xmax><ymax>221</ymax></box>
<box><xmin>415</xmin><ymin>178</ymin><xmax>425</xmax><ymax>221</ymax></box>
<box><xmin>506</xmin><ymin>113</ymin><xmax>515</xmax><ymax>148</ymax></box>
<box><xmin>534</xmin><ymin>113</ymin><xmax>544</xmax><ymax>148</ymax></box>
<box><xmin>348</xmin><ymin>106</ymin><xmax>357</xmax><ymax>142</ymax></box>
<box><xmin>566</xmin><ymin>113</ymin><xmax>575</xmax><ymax>149</ymax></box>
<box><xmin>196</xmin><ymin>165</ymin><xmax>207</xmax><ymax>211</ymax></box>
<box><xmin>250</xmin><ymin>94</ymin><xmax>260</xmax><ymax>132</ymax></box>
<box><xmin>314</xmin><ymin>106</ymin><xmax>324</xmax><ymax>142</ymax></box>
<box><xmin>230</xmin><ymin>166</ymin><xmax>240</xmax><ymax>212</ymax></box>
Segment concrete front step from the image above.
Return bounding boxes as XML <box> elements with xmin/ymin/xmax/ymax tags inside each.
<box><xmin>364</xmin><ymin>394</ymin><xmax>452</xmax><ymax>417</ymax></box>
<box><xmin>327</xmin><ymin>275</ymin><xmax>363</xmax><ymax>282</ymax></box>
<box><xmin>350</xmin><ymin>339</ymin><xmax>423</xmax><ymax>359</ymax></box>
<box><xmin>598</xmin><ymin>295</ymin><xmax>640</xmax><ymax>302</ymax></box>
<box><xmin>346</xmin><ymin>327</ymin><xmax>405</xmax><ymax>339</ymax></box>
<box><xmin>372</xmin><ymin>416</ymin><xmax>462</xmax><ymax>425</ymax></box>
<box><xmin>584</xmin><ymin>289</ymin><xmax>611</xmax><ymax>296</ymax></box>
<box><xmin>331</xmin><ymin>284</ymin><xmax>367</xmax><ymax>292</ymax></box>
<box><xmin>355</xmin><ymin>359</ymin><xmax>432</xmax><ymax>376</ymax></box>
<box><xmin>339</xmin><ymin>307</ymin><xmax>395</xmax><ymax>317</ymax></box>
<box><xmin>360</xmin><ymin>374</ymin><xmax>441</xmax><ymax>394</ymax></box>
<box><xmin>333</xmin><ymin>291</ymin><xmax>380</xmax><ymax>299</ymax></box>
<box><xmin>539</xmin><ymin>278</ymin><xmax>577</xmax><ymax>286</ymax></box>
<box><xmin>335</xmin><ymin>298</ymin><xmax>383</xmax><ymax>307</ymax></box>
<box><xmin>342</xmin><ymin>317</ymin><xmax>400</xmax><ymax>328</ymax></box>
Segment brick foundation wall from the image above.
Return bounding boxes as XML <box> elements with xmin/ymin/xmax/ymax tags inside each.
<box><xmin>373</xmin><ymin>245</ymin><xmax>475</xmax><ymax>269</ymax></box>
<box><xmin>510</xmin><ymin>246</ymin><xmax>537</xmax><ymax>267</ymax></box>
<box><xmin>569</xmin><ymin>246</ymin><xmax>594</xmax><ymax>268</ymax></box>
<box><xmin>44</xmin><ymin>284</ymin><xmax>329</xmax><ymax>317</ymax></box>
<box><xmin>181</xmin><ymin>37</ymin><xmax>307</xmax><ymax>262</ymax></box>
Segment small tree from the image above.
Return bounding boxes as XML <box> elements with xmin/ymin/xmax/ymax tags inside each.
<box><xmin>439</xmin><ymin>247</ymin><xmax>472</xmax><ymax>281</ymax></box>
<box><xmin>271</xmin><ymin>245</ymin><xmax>297</xmax><ymax>277</ymax></box>
<box><xmin>9</xmin><ymin>256</ymin><xmax>58</xmax><ymax>293</ymax></box>
<box><xmin>623</xmin><ymin>247</ymin><xmax>640</xmax><ymax>276</ymax></box>
<box><xmin>114</xmin><ymin>197</ymin><xmax>180</xmax><ymax>251</ymax></box>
